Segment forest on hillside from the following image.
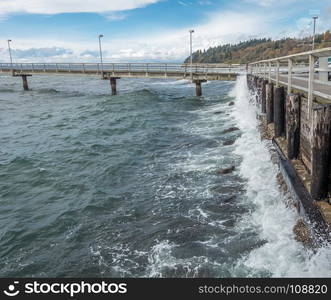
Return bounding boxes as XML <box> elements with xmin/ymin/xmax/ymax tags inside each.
<box><xmin>184</xmin><ymin>31</ymin><xmax>331</xmax><ymax>64</ymax></box>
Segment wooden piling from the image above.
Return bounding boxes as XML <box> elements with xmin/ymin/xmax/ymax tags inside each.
<box><xmin>310</xmin><ymin>106</ymin><xmax>331</xmax><ymax>200</ymax></box>
<box><xmin>266</xmin><ymin>82</ymin><xmax>274</xmax><ymax>123</ymax></box>
<box><xmin>274</xmin><ymin>86</ymin><xmax>285</xmax><ymax>137</ymax></box>
<box><xmin>261</xmin><ymin>80</ymin><xmax>267</xmax><ymax>114</ymax></box>
<box><xmin>286</xmin><ymin>93</ymin><xmax>300</xmax><ymax>159</ymax></box>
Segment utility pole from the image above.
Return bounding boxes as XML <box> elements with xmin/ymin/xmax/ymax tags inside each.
<box><xmin>311</xmin><ymin>14</ymin><xmax>319</xmax><ymax>50</ymax></box>
<box><xmin>98</xmin><ymin>34</ymin><xmax>104</xmax><ymax>77</ymax></box>
<box><xmin>189</xmin><ymin>29</ymin><xmax>194</xmax><ymax>81</ymax></box>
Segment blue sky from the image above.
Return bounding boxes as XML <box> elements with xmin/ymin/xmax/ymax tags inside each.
<box><xmin>0</xmin><ymin>0</ymin><xmax>330</xmax><ymax>62</ymax></box>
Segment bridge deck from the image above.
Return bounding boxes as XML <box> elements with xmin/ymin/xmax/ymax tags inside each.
<box><xmin>0</xmin><ymin>63</ymin><xmax>241</xmax><ymax>81</ymax></box>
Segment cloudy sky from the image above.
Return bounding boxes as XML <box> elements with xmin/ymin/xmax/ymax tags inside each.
<box><xmin>0</xmin><ymin>0</ymin><xmax>330</xmax><ymax>62</ymax></box>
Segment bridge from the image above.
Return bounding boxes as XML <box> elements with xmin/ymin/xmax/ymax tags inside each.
<box><xmin>0</xmin><ymin>62</ymin><xmax>243</xmax><ymax>96</ymax></box>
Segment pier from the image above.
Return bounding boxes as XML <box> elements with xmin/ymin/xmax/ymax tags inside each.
<box><xmin>248</xmin><ymin>47</ymin><xmax>331</xmax><ymax>240</ymax></box>
<box><xmin>1</xmin><ymin>48</ymin><xmax>331</xmax><ymax>241</ymax></box>
<box><xmin>0</xmin><ymin>62</ymin><xmax>241</xmax><ymax>96</ymax></box>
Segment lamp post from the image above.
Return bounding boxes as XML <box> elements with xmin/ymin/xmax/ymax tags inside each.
<box><xmin>98</xmin><ymin>34</ymin><xmax>104</xmax><ymax>76</ymax></box>
<box><xmin>312</xmin><ymin>15</ymin><xmax>318</xmax><ymax>50</ymax></box>
<box><xmin>7</xmin><ymin>39</ymin><xmax>13</xmax><ymax>74</ymax></box>
<box><xmin>189</xmin><ymin>29</ymin><xmax>194</xmax><ymax>81</ymax></box>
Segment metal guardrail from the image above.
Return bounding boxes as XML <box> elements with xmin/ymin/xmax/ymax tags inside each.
<box><xmin>0</xmin><ymin>62</ymin><xmax>244</xmax><ymax>78</ymax></box>
<box><xmin>248</xmin><ymin>47</ymin><xmax>331</xmax><ymax>117</ymax></box>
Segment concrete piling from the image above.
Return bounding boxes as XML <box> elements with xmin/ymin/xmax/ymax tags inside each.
<box><xmin>193</xmin><ymin>79</ymin><xmax>206</xmax><ymax>96</ymax></box>
<box><xmin>22</xmin><ymin>75</ymin><xmax>29</xmax><ymax>91</ymax></box>
<box><xmin>110</xmin><ymin>77</ymin><xmax>120</xmax><ymax>95</ymax></box>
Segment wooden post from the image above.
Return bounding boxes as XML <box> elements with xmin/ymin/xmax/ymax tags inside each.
<box><xmin>286</xmin><ymin>93</ymin><xmax>300</xmax><ymax>159</ymax></box>
<box><xmin>261</xmin><ymin>79</ymin><xmax>267</xmax><ymax>114</ymax></box>
<box><xmin>22</xmin><ymin>75</ymin><xmax>29</xmax><ymax>91</ymax></box>
<box><xmin>310</xmin><ymin>106</ymin><xmax>331</xmax><ymax>200</ymax></box>
<box><xmin>193</xmin><ymin>79</ymin><xmax>206</xmax><ymax>96</ymax></box>
<box><xmin>266</xmin><ymin>82</ymin><xmax>274</xmax><ymax>123</ymax></box>
<box><xmin>274</xmin><ymin>86</ymin><xmax>285</xmax><ymax>137</ymax></box>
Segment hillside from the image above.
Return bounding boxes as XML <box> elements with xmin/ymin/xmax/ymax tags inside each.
<box><xmin>184</xmin><ymin>31</ymin><xmax>331</xmax><ymax>64</ymax></box>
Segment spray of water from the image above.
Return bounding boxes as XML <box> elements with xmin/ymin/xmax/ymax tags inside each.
<box><xmin>231</xmin><ymin>75</ymin><xmax>331</xmax><ymax>277</ymax></box>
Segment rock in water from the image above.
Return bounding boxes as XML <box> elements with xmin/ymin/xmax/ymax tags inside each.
<box><xmin>228</xmin><ymin>101</ymin><xmax>235</xmax><ymax>106</ymax></box>
<box><xmin>217</xmin><ymin>166</ymin><xmax>235</xmax><ymax>175</ymax></box>
<box><xmin>222</xmin><ymin>127</ymin><xmax>240</xmax><ymax>134</ymax></box>
<box><xmin>293</xmin><ymin>219</ymin><xmax>315</xmax><ymax>248</ymax></box>
<box><xmin>223</xmin><ymin>140</ymin><xmax>235</xmax><ymax>146</ymax></box>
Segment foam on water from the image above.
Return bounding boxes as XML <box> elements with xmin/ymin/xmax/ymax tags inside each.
<box><xmin>231</xmin><ymin>75</ymin><xmax>331</xmax><ymax>277</ymax></box>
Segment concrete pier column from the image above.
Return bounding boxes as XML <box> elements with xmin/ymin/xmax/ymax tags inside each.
<box><xmin>193</xmin><ymin>79</ymin><xmax>207</xmax><ymax>96</ymax></box>
<box><xmin>274</xmin><ymin>86</ymin><xmax>285</xmax><ymax>137</ymax></box>
<box><xmin>22</xmin><ymin>75</ymin><xmax>29</xmax><ymax>91</ymax></box>
<box><xmin>110</xmin><ymin>77</ymin><xmax>120</xmax><ymax>95</ymax></box>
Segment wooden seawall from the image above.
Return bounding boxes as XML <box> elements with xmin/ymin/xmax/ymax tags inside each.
<box><xmin>247</xmin><ymin>47</ymin><xmax>331</xmax><ymax>242</ymax></box>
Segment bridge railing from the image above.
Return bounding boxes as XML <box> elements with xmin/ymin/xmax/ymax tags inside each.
<box><xmin>248</xmin><ymin>47</ymin><xmax>331</xmax><ymax>116</ymax></box>
<box><xmin>0</xmin><ymin>62</ymin><xmax>244</xmax><ymax>77</ymax></box>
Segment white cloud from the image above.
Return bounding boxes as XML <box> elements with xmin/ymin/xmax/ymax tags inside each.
<box><xmin>0</xmin><ymin>10</ymin><xmax>275</xmax><ymax>62</ymax></box>
<box><xmin>103</xmin><ymin>12</ymin><xmax>127</xmax><ymax>21</ymax></box>
<box><xmin>0</xmin><ymin>0</ymin><xmax>160</xmax><ymax>15</ymax></box>
<box><xmin>243</xmin><ymin>0</ymin><xmax>298</xmax><ymax>7</ymax></box>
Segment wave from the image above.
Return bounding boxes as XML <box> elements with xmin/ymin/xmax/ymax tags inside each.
<box><xmin>230</xmin><ymin>75</ymin><xmax>331</xmax><ymax>277</ymax></box>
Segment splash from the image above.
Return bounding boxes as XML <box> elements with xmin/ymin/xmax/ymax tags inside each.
<box><xmin>231</xmin><ymin>75</ymin><xmax>331</xmax><ymax>277</ymax></box>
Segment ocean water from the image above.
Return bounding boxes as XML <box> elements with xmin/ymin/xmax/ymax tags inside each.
<box><xmin>0</xmin><ymin>73</ymin><xmax>330</xmax><ymax>278</ymax></box>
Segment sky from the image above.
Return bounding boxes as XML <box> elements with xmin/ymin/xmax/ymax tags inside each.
<box><xmin>0</xmin><ymin>0</ymin><xmax>330</xmax><ymax>62</ymax></box>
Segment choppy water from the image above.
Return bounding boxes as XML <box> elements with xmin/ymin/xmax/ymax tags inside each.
<box><xmin>0</xmin><ymin>74</ymin><xmax>330</xmax><ymax>278</ymax></box>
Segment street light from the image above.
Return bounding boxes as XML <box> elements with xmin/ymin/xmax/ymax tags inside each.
<box><xmin>98</xmin><ymin>34</ymin><xmax>104</xmax><ymax>76</ymax></box>
<box><xmin>312</xmin><ymin>15</ymin><xmax>318</xmax><ymax>50</ymax></box>
<box><xmin>189</xmin><ymin>29</ymin><xmax>194</xmax><ymax>81</ymax></box>
<box><xmin>7</xmin><ymin>39</ymin><xmax>13</xmax><ymax>74</ymax></box>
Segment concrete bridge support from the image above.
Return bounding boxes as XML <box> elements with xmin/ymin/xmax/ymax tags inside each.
<box><xmin>14</xmin><ymin>74</ymin><xmax>31</xmax><ymax>91</ymax></box>
<box><xmin>193</xmin><ymin>79</ymin><xmax>207</xmax><ymax>96</ymax></box>
<box><xmin>110</xmin><ymin>77</ymin><xmax>120</xmax><ymax>95</ymax></box>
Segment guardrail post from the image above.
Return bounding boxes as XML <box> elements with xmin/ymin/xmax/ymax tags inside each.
<box><xmin>20</xmin><ymin>64</ymin><xmax>23</xmax><ymax>72</ymax></box>
<box><xmin>128</xmin><ymin>63</ymin><xmax>131</xmax><ymax>76</ymax></box>
<box><xmin>276</xmin><ymin>60</ymin><xmax>280</xmax><ymax>87</ymax></box>
<box><xmin>288</xmin><ymin>58</ymin><xmax>293</xmax><ymax>94</ymax></box>
<box><xmin>43</xmin><ymin>64</ymin><xmax>46</xmax><ymax>72</ymax></box>
<box><xmin>308</xmin><ymin>54</ymin><xmax>315</xmax><ymax>119</ymax></box>
<box><xmin>268</xmin><ymin>62</ymin><xmax>271</xmax><ymax>83</ymax></box>
<box><xmin>112</xmin><ymin>63</ymin><xmax>115</xmax><ymax>76</ymax></box>
<box><xmin>68</xmin><ymin>63</ymin><xmax>71</xmax><ymax>73</ymax></box>
<box><xmin>83</xmin><ymin>63</ymin><xmax>85</xmax><ymax>73</ymax></box>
